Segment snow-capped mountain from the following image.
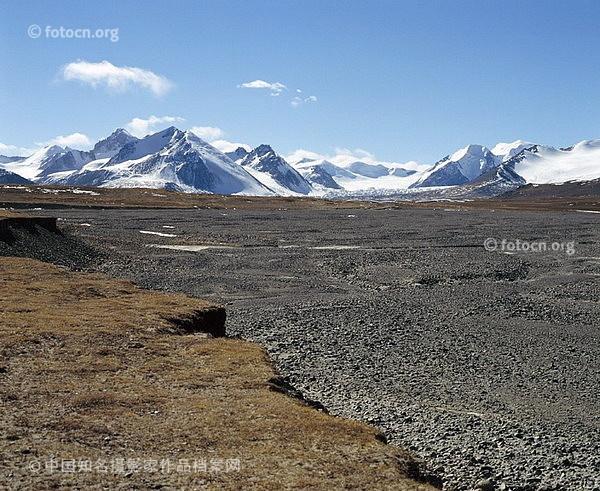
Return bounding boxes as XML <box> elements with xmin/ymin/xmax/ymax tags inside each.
<box><xmin>292</xmin><ymin>158</ymin><xmax>421</xmax><ymax>194</ymax></box>
<box><xmin>455</xmin><ymin>139</ymin><xmax>600</xmax><ymax>196</ymax></box>
<box><xmin>239</xmin><ymin>145</ymin><xmax>312</xmax><ymax>195</ymax></box>
<box><xmin>294</xmin><ymin>159</ymin><xmax>356</xmax><ymax>179</ymax></box>
<box><xmin>2</xmin><ymin>145</ymin><xmax>94</xmax><ymax>181</ymax></box>
<box><xmin>464</xmin><ymin>162</ymin><xmax>527</xmax><ymax>197</ymax></box>
<box><xmin>63</xmin><ymin>127</ymin><xmax>273</xmax><ymax>195</ymax></box>
<box><xmin>340</xmin><ymin>161</ymin><xmax>390</xmax><ymax>178</ymax></box>
<box><xmin>388</xmin><ymin>166</ymin><xmax>417</xmax><ymax>177</ymax></box>
<box><xmin>2</xmin><ymin>128</ymin><xmax>600</xmax><ymax>199</ymax></box>
<box><xmin>0</xmin><ymin>169</ymin><xmax>32</xmax><ymax>185</ymax></box>
<box><xmin>225</xmin><ymin>147</ymin><xmax>249</xmax><ymax>163</ymax></box>
<box><xmin>410</xmin><ymin>144</ymin><xmax>499</xmax><ymax>188</ymax></box>
<box><xmin>491</xmin><ymin>140</ymin><xmax>534</xmax><ymax>161</ymax></box>
<box><xmin>299</xmin><ymin>165</ymin><xmax>342</xmax><ymax>190</ymax></box>
<box><xmin>108</xmin><ymin>127</ymin><xmax>179</xmax><ymax>164</ymax></box>
<box><xmin>293</xmin><ymin>159</ymin><xmax>355</xmax><ymax>191</ymax></box>
<box><xmin>504</xmin><ymin>140</ymin><xmax>600</xmax><ymax>184</ymax></box>
<box><xmin>92</xmin><ymin>128</ymin><xmax>138</xmax><ymax>159</ymax></box>
<box><xmin>0</xmin><ymin>155</ymin><xmax>25</xmax><ymax>164</ymax></box>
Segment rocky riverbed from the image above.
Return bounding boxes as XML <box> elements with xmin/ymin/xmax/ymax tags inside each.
<box><xmin>10</xmin><ymin>206</ymin><xmax>600</xmax><ymax>490</ymax></box>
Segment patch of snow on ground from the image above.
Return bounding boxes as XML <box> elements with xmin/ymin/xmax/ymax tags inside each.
<box><xmin>139</xmin><ymin>230</ymin><xmax>178</xmax><ymax>237</ymax></box>
<box><xmin>148</xmin><ymin>244</ymin><xmax>236</xmax><ymax>251</ymax></box>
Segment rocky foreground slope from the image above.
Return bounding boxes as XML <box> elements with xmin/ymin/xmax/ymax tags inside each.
<box><xmin>42</xmin><ymin>205</ymin><xmax>599</xmax><ymax>490</ymax></box>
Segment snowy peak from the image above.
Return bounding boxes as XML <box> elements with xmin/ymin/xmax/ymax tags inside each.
<box><xmin>33</xmin><ymin>145</ymin><xmax>65</xmax><ymax>160</ymax></box>
<box><xmin>252</xmin><ymin>144</ymin><xmax>276</xmax><ymax>158</ymax></box>
<box><xmin>1</xmin><ymin>144</ymin><xmax>94</xmax><ymax>181</ymax></box>
<box><xmin>342</xmin><ymin>161</ymin><xmax>389</xmax><ymax>178</ymax></box>
<box><xmin>411</xmin><ymin>144</ymin><xmax>499</xmax><ymax>188</ymax></box>
<box><xmin>93</xmin><ymin>128</ymin><xmax>138</xmax><ymax>159</ymax></box>
<box><xmin>492</xmin><ymin>140</ymin><xmax>535</xmax><ymax>161</ymax></box>
<box><xmin>107</xmin><ymin>126</ymin><xmax>183</xmax><ymax>165</ymax></box>
<box><xmin>294</xmin><ymin>159</ymin><xmax>356</xmax><ymax>179</ymax></box>
<box><xmin>240</xmin><ymin>145</ymin><xmax>312</xmax><ymax>195</ymax></box>
<box><xmin>225</xmin><ymin>147</ymin><xmax>249</xmax><ymax>163</ymax></box>
<box><xmin>62</xmin><ymin>127</ymin><xmax>273</xmax><ymax>196</ymax></box>
<box><xmin>297</xmin><ymin>164</ymin><xmax>342</xmax><ymax>190</ymax></box>
<box><xmin>4</xmin><ymin>126</ymin><xmax>600</xmax><ymax>198</ymax></box>
<box><xmin>500</xmin><ymin>140</ymin><xmax>600</xmax><ymax>185</ymax></box>
<box><xmin>447</xmin><ymin>144</ymin><xmax>499</xmax><ymax>172</ymax></box>
<box><xmin>570</xmin><ymin>139</ymin><xmax>600</xmax><ymax>151</ymax></box>
<box><xmin>389</xmin><ymin>167</ymin><xmax>417</xmax><ymax>177</ymax></box>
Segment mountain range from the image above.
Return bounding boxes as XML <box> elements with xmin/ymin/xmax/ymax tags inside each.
<box><xmin>2</xmin><ymin>127</ymin><xmax>600</xmax><ymax>199</ymax></box>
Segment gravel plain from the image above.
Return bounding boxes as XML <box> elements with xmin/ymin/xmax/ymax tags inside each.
<box><xmin>9</xmin><ymin>206</ymin><xmax>600</xmax><ymax>490</ymax></box>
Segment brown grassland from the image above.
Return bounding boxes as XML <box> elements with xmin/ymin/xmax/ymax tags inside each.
<box><xmin>0</xmin><ymin>184</ymin><xmax>599</xmax><ymax>212</ymax></box>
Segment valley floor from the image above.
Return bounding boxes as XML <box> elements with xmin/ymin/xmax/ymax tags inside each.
<box><xmin>0</xmin><ymin>256</ymin><xmax>433</xmax><ymax>490</ymax></box>
<box><xmin>2</xmin><ymin>202</ymin><xmax>599</xmax><ymax>489</ymax></box>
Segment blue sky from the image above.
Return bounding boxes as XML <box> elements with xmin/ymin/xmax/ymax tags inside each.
<box><xmin>2</xmin><ymin>0</ymin><xmax>600</xmax><ymax>164</ymax></box>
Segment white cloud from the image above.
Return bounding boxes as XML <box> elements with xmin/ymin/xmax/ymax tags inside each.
<box><xmin>0</xmin><ymin>142</ymin><xmax>36</xmax><ymax>157</ymax></box>
<box><xmin>210</xmin><ymin>139</ymin><xmax>252</xmax><ymax>153</ymax></box>
<box><xmin>125</xmin><ymin>115</ymin><xmax>185</xmax><ymax>138</ymax></box>
<box><xmin>238</xmin><ymin>79</ymin><xmax>287</xmax><ymax>96</ymax></box>
<box><xmin>291</xmin><ymin>95</ymin><xmax>318</xmax><ymax>107</ymax></box>
<box><xmin>189</xmin><ymin>126</ymin><xmax>225</xmax><ymax>142</ymax></box>
<box><xmin>332</xmin><ymin>147</ymin><xmax>375</xmax><ymax>162</ymax></box>
<box><xmin>62</xmin><ymin>60</ymin><xmax>173</xmax><ymax>97</ymax></box>
<box><xmin>39</xmin><ymin>132</ymin><xmax>92</xmax><ymax>149</ymax></box>
<box><xmin>1</xmin><ymin>132</ymin><xmax>92</xmax><ymax>156</ymax></box>
<box><xmin>285</xmin><ymin>148</ymin><xmax>324</xmax><ymax>163</ymax></box>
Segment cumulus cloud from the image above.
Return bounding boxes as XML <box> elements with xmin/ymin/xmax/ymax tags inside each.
<box><xmin>36</xmin><ymin>132</ymin><xmax>92</xmax><ymax>150</ymax></box>
<box><xmin>332</xmin><ymin>147</ymin><xmax>375</xmax><ymax>162</ymax></box>
<box><xmin>210</xmin><ymin>139</ymin><xmax>252</xmax><ymax>153</ymax></box>
<box><xmin>238</xmin><ymin>79</ymin><xmax>287</xmax><ymax>96</ymax></box>
<box><xmin>291</xmin><ymin>95</ymin><xmax>318</xmax><ymax>107</ymax></box>
<box><xmin>284</xmin><ymin>148</ymin><xmax>324</xmax><ymax>164</ymax></box>
<box><xmin>1</xmin><ymin>132</ymin><xmax>93</xmax><ymax>157</ymax></box>
<box><xmin>62</xmin><ymin>60</ymin><xmax>173</xmax><ymax>96</ymax></box>
<box><xmin>125</xmin><ymin>115</ymin><xmax>185</xmax><ymax>138</ymax></box>
<box><xmin>189</xmin><ymin>126</ymin><xmax>225</xmax><ymax>142</ymax></box>
<box><xmin>0</xmin><ymin>142</ymin><xmax>36</xmax><ymax>157</ymax></box>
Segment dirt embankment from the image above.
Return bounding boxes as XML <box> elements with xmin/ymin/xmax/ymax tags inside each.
<box><xmin>0</xmin><ymin>215</ymin><xmax>100</xmax><ymax>269</ymax></box>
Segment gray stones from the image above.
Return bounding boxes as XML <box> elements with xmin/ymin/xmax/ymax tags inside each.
<box><xmin>17</xmin><ymin>206</ymin><xmax>600</xmax><ymax>490</ymax></box>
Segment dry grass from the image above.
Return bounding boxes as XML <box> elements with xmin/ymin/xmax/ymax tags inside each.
<box><xmin>0</xmin><ymin>257</ymin><xmax>435</xmax><ymax>489</ymax></box>
<box><xmin>1</xmin><ymin>183</ymin><xmax>598</xmax><ymax>212</ymax></box>
<box><xmin>0</xmin><ymin>185</ymin><xmax>377</xmax><ymax>210</ymax></box>
<box><xmin>0</xmin><ymin>210</ymin><xmax>22</xmax><ymax>218</ymax></box>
